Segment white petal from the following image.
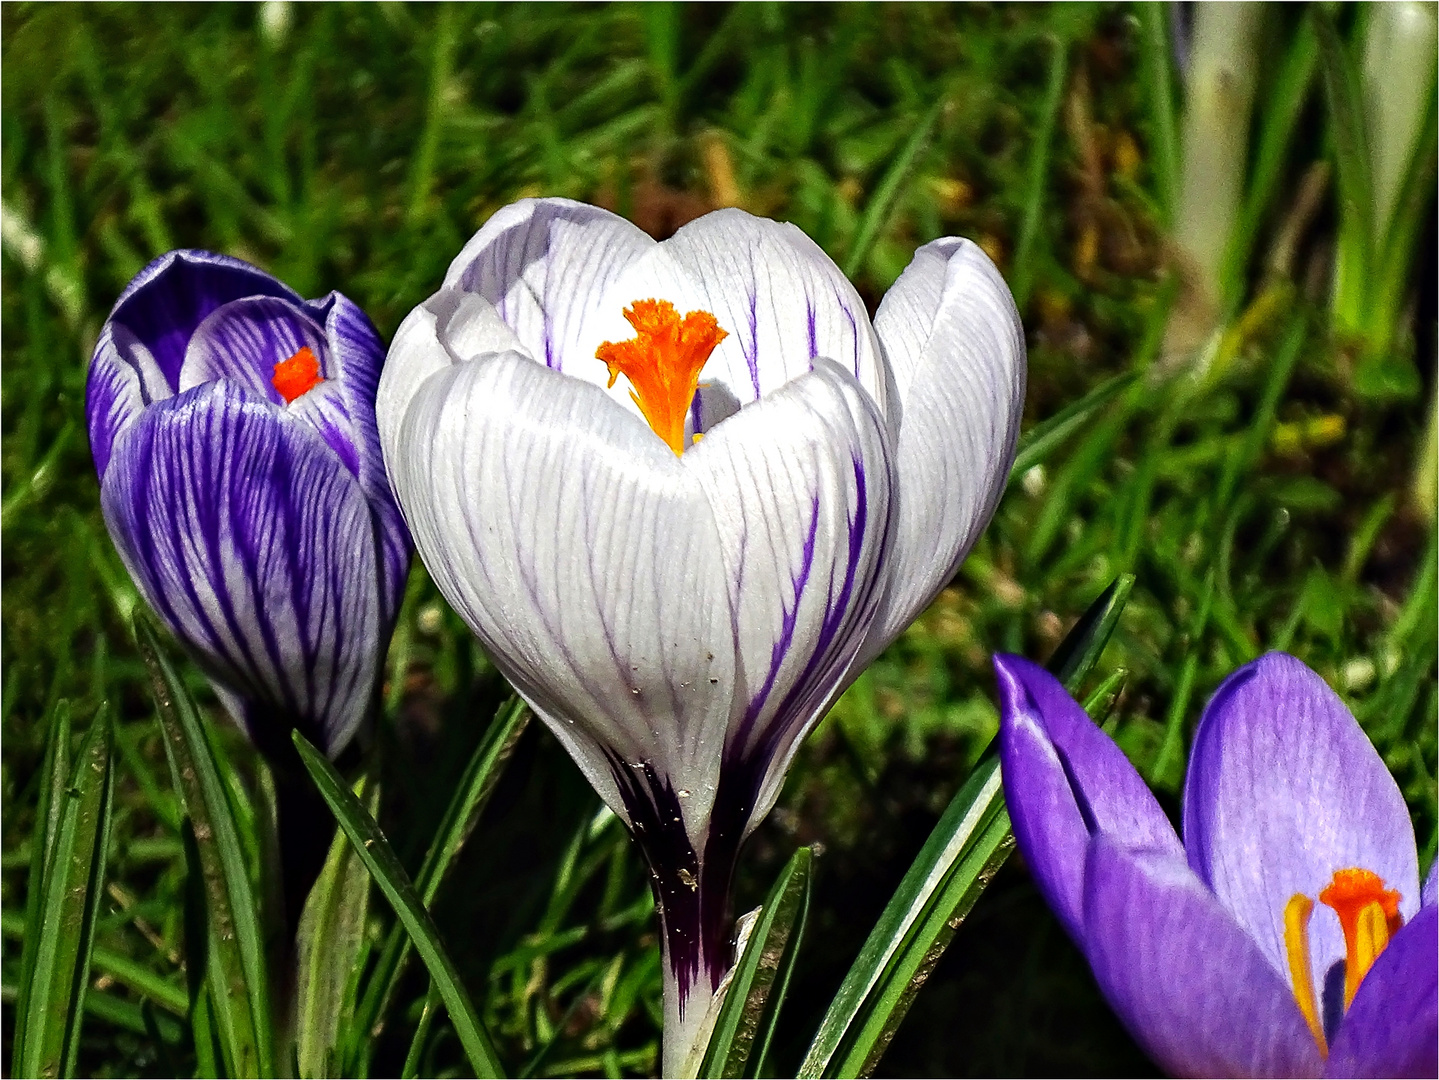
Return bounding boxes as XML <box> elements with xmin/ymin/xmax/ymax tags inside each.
<box><xmin>442</xmin><ymin>197</ymin><xmax>654</xmax><ymax>375</ymax></box>
<box><xmin>864</xmin><ymin>238</ymin><xmax>1025</xmax><ymax>658</ymax></box>
<box><xmin>388</xmin><ymin>350</ymin><xmax>736</xmax><ymax>848</ymax></box>
<box><xmin>686</xmin><ymin>358</ymin><xmax>894</xmax><ymax>831</ymax></box>
<box><xmin>375</xmin><ymin>288</ymin><xmax>525</xmax><ymax>467</ymax></box>
<box><xmin>578</xmin><ymin>209</ymin><xmax>891</xmax><ymax>421</ymax></box>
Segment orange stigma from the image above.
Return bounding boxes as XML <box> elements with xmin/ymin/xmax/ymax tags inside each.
<box><xmin>1283</xmin><ymin>867</ymin><xmax>1406</xmax><ymax>1058</ymax></box>
<box><xmin>1319</xmin><ymin>868</ymin><xmax>1402</xmax><ymax>1008</ymax></box>
<box><xmin>595</xmin><ymin>299</ymin><xmax>727</xmax><ymax>455</ymax></box>
<box><xmin>272</xmin><ymin>346</ymin><xmax>324</xmax><ymax>404</ymax></box>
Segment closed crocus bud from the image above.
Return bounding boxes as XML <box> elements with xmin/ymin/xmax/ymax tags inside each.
<box><xmin>377</xmin><ymin>199</ymin><xmax>1025</xmax><ymax>1072</ymax></box>
<box><xmin>87</xmin><ymin>250</ymin><xmax>410</xmax><ymax>762</ymax></box>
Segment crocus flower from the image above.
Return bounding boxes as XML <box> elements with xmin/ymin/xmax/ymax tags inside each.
<box><xmin>376</xmin><ymin>197</ymin><xmax>1025</xmax><ymax>1071</ymax></box>
<box><xmin>996</xmin><ymin>650</ymin><xmax>1437</xmax><ymax>1078</ymax></box>
<box><xmin>87</xmin><ymin>249</ymin><xmax>409</xmax><ymax>761</ymax></box>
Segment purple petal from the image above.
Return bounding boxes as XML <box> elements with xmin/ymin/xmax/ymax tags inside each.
<box><xmin>109</xmin><ymin>249</ymin><xmax>301</xmax><ymax>390</ymax></box>
<box><xmin>179</xmin><ymin>295</ymin><xmax>331</xmax><ymax>405</ymax></box>
<box><xmin>995</xmin><ymin>653</ymin><xmax>1182</xmax><ymax>941</ymax></box>
<box><xmin>1183</xmin><ymin>652</ymin><xmax>1420</xmax><ymax>993</ymax></box>
<box><xmin>314</xmin><ymin>291</ymin><xmax>411</xmax><ymax>626</ymax></box>
<box><xmin>1083</xmin><ymin>836</ymin><xmax>1326</xmax><ymax>1078</ymax></box>
<box><xmin>1423</xmin><ymin>860</ymin><xmax>1436</xmax><ymax>909</ymax></box>
<box><xmin>100</xmin><ymin>379</ymin><xmax>382</xmax><ymax>757</ymax></box>
<box><xmin>1325</xmin><ymin>903</ymin><xmax>1438</xmax><ymax>1078</ymax></box>
<box><xmin>87</xmin><ymin>322</ymin><xmax>171</xmax><ymax>479</ymax></box>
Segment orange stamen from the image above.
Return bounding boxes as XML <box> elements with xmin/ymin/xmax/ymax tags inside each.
<box><xmin>272</xmin><ymin>346</ymin><xmax>324</xmax><ymax>404</ymax></box>
<box><xmin>1318</xmin><ymin>868</ymin><xmax>1402</xmax><ymax>1008</ymax></box>
<box><xmin>595</xmin><ymin>299</ymin><xmax>727</xmax><ymax>455</ymax></box>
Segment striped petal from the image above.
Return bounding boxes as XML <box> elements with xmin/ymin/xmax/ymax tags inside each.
<box><xmin>688</xmin><ymin>358</ymin><xmax>894</xmax><ymax>836</ymax></box>
<box><xmin>109</xmin><ymin>249</ymin><xmax>302</xmax><ymax>389</ymax></box>
<box><xmin>385</xmin><ymin>347</ymin><xmax>737</xmax><ymax>850</ymax></box>
<box><xmin>86</xmin><ymin>321</ymin><xmax>172</xmax><ymax>479</ymax></box>
<box><xmin>576</xmin><ymin>209</ymin><xmax>891</xmax><ymax>421</ymax></box>
<box><xmin>442</xmin><ymin>196</ymin><xmax>655</xmax><ymax>375</ymax></box>
<box><xmin>864</xmin><ymin>237</ymin><xmax>1025</xmax><ymax>658</ymax></box>
<box><xmin>100</xmin><ymin>379</ymin><xmax>382</xmax><ymax>757</ymax></box>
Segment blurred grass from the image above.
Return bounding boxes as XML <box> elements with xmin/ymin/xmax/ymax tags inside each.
<box><xmin>1</xmin><ymin>3</ymin><xmax>1433</xmax><ymax>1077</ymax></box>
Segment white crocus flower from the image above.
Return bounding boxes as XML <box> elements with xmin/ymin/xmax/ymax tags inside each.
<box><xmin>376</xmin><ymin>198</ymin><xmax>1024</xmax><ymax>1074</ymax></box>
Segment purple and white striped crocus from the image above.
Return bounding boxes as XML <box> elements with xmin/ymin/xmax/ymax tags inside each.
<box><xmin>996</xmin><ymin>651</ymin><xmax>1437</xmax><ymax>1079</ymax></box>
<box><xmin>375</xmin><ymin>197</ymin><xmax>1025</xmax><ymax>1071</ymax></box>
<box><xmin>87</xmin><ymin>250</ymin><xmax>409</xmax><ymax>760</ymax></box>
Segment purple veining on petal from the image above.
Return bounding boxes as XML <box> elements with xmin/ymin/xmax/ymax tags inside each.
<box><xmin>742</xmin><ymin>494</ymin><xmax>821</xmax><ymax>732</ymax></box>
<box><xmin>805</xmin><ymin>295</ymin><xmax>818</xmax><ymax>366</ymax></box>
<box><xmin>110</xmin><ymin>250</ymin><xmax>301</xmax><ymax>390</ymax></box>
<box><xmin>830</xmin><ymin>280</ymin><xmax>861</xmax><ymax>378</ymax></box>
<box><xmin>744</xmin><ymin>283</ymin><xmax>761</xmax><ymax>399</ymax></box>
<box><xmin>690</xmin><ymin>389</ymin><xmax>704</xmax><ymax>438</ymax></box>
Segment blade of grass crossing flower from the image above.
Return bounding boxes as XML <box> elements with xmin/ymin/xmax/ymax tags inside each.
<box><xmin>295</xmin><ymin>775</ymin><xmax>378</xmax><ymax>1079</ymax></box>
<box><xmin>1045</xmin><ymin>574</ymin><xmax>1135</xmax><ymax>690</ymax></box>
<box><xmin>843</xmin><ymin>98</ymin><xmax>942</xmax><ymax>279</ymax></box>
<box><xmin>798</xmin><ymin>580</ymin><xmax>1136</xmax><ymax>1078</ymax></box>
<box><xmin>698</xmin><ymin>846</ymin><xmax>812</xmax><ymax>1079</ymax></box>
<box><xmin>1314</xmin><ymin>8</ymin><xmax>1374</xmax><ymax>331</ymax></box>
<box><xmin>291</xmin><ymin>729</ymin><xmax>506</xmax><ymax>1079</ymax></box>
<box><xmin>15</xmin><ymin>704</ymin><xmax>116</xmax><ymax>1079</ymax></box>
<box><xmin>348</xmin><ymin>696</ymin><xmax>529</xmax><ymax>1075</ymax></box>
<box><xmin>136</xmin><ymin>616</ymin><xmax>273</xmax><ymax>1077</ymax></box>
<box><xmin>11</xmin><ymin>697</ymin><xmax>71</xmax><ymax>1075</ymax></box>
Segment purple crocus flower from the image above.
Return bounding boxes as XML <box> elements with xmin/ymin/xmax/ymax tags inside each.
<box><xmin>87</xmin><ymin>249</ymin><xmax>409</xmax><ymax>760</ymax></box>
<box><xmin>996</xmin><ymin>650</ymin><xmax>1437</xmax><ymax>1078</ymax></box>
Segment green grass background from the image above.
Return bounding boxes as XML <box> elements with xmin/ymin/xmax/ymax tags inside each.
<box><xmin>2</xmin><ymin>3</ymin><xmax>1434</xmax><ymax>1076</ymax></box>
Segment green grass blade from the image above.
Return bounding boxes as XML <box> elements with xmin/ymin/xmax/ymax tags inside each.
<box><xmin>843</xmin><ymin>98</ymin><xmax>942</xmax><ymax>279</ymax></box>
<box><xmin>1139</xmin><ymin>3</ymin><xmax>1179</xmax><ymax>225</ymax></box>
<box><xmin>291</xmin><ymin>729</ymin><xmax>506</xmax><ymax>1079</ymax></box>
<box><xmin>400</xmin><ymin>982</ymin><xmax>442</xmax><ymax>1080</ymax></box>
<box><xmin>699</xmin><ymin>846</ymin><xmax>812</xmax><ymax>1079</ymax></box>
<box><xmin>136</xmin><ymin>617</ymin><xmax>272</xmax><ymax>1077</ymax></box>
<box><xmin>1314</xmin><ymin>8</ymin><xmax>1375</xmax><ymax>330</ymax></box>
<box><xmin>295</xmin><ymin>776</ymin><xmax>378</xmax><ymax>1079</ymax></box>
<box><xmin>1009</xmin><ymin>371</ymin><xmax>1136</xmax><ymax>482</ymax></box>
<box><xmin>12</xmin><ymin>698</ymin><xmax>72</xmax><ymax>1075</ymax></box>
<box><xmin>348</xmin><ymin>696</ymin><xmax>529</xmax><ymax>1074</ymax></box>
<box><xmin>1044</xmin><ymin>574</ymin><xmax>1136</xmax><ymax>689</ymax></box>
<box><xmin>1009</xmin><ymin>35</ymin><xmax>1068</xmax><ymax>309</ymax></box>
<box><xmin>798</xmin><ymin>581</ymin><xmax>1135</xmax><ymax>1077</ymax></box>
<box><xmin>16</xmin><ymin>704</ymin><xmax>115</xmax><ymax>1079</ymax></box>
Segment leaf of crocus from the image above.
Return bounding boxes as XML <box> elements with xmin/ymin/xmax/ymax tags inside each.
<box><xmin>14</xmin><ymin>705</ymin><xmax>116</xmax><ymax>1080</ymax></box>
<box><xmin>698</xmin><ymin>846</ymin><xmax>812</xmax><ymax>1079</ymax></box>
<box><xmin>796</xmin><ymin>757</ymin><xmax>1011</xmax><ymax>1079</ymax></box>
<box><xmin>1324</xmin><ymin>902</ymin><xmax>1438</xmax><ymax>1078</ymax></box>
<box><xmin>995</xmin><ymin>653</ymin><xmax>1182</xmax><ymax>939</ymax></box>
<box><xmin>691</xmin><ymin>358</ymin><xmax>893</xmax><ymax>832</ymax></box>
<box><xmin>389</xmin><ymin>349</ymin><xmax>736</xmax><ymax>843</ymax></box>
<box><xmin>584</xmin><ymin>210</ymin><xmax>888</xmax><ymax>414</ymax></box>
<box><xmin>1082</xmin><ymin>835</ymin><xmax>1325</xmax><ymax>1079</ymax></box>
<box><xmin>443</xmin><ymin>196</ymin><xmax>654</xmax><ymax>377</ymax></box>
<box><xmin>291</xmin><ymin>730</ymin><xmax>506</xmax><ymax>1079</ymax></box>
<box><xmin>863</xmin><ymin>237</ymin><xmax>1026</xmax><ymax>658</ymax></box>
<box><xmin>107</xmin><ymin>379</ymin><xmax>383</xmax><ymax>756</ymax></box>
<box><xmin>1044</xmin><ymin>573</ymin><xmax>1135</xmax><ymax>689</ymax></box>
<box><xmin>347</xmin><ymin>696</ymin><xmax>530</xmax><ymax>1077</ymax></box>
<box><xmin>1183</xmin><ymin>652</ymin><xmax>1421</xmax><ymax>994</ymax></box>
<box><xmin>295</xmin><ymin>775</ymin><xmax>376</xmax><ymax>1080</ymax></box>
<box><xmin>138</xmin><ymin>617</ymin><xmax>273</xmax><ymax>1078</ymax></box>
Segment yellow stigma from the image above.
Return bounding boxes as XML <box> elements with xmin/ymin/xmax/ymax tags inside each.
<box><xmin>1283</xmin><ymin>894</ymin><xmax>1328</xmax><ymax>1057</ymax></box>
<box><xmin>595</xmin><ymin>299</ymin><xmax>727</xmax><ymax>455</ymax></box>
